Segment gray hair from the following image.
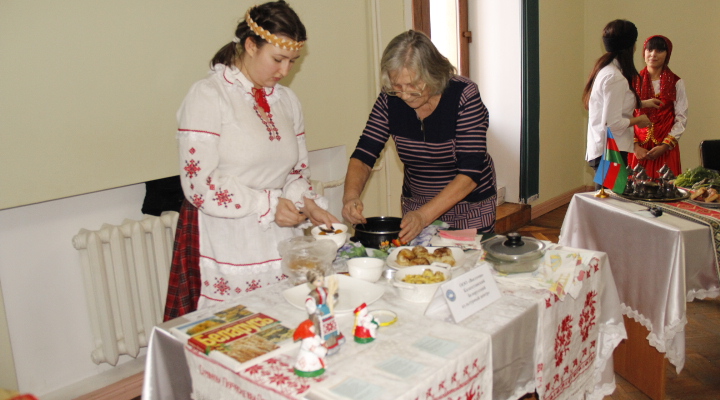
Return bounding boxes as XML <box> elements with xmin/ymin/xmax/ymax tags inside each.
<box><xmin>380</xmin><ymin>30</ymin><xmax>456</xmax><ymax>96</ymax></box>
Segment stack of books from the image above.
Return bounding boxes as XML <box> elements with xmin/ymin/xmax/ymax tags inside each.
<box><xmin>171</xmin><ymin>304</ymin><xmax>296</xmax><ymax>371</ymax></box>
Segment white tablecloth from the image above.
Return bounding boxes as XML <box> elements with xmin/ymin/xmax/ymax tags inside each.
<box><xmin>558</xmin><ymin>193</ymin><xmax>720</xmax><ymax>372</ymax></box>
<box><xmin>142</xmin><ymin>245</ymin><xmax>625</xmax><ymax>400</ymax></box>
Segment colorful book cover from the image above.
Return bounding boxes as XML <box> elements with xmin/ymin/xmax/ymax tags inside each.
<box><xmin>171</xmin><ymin>304</ymin><xmax>255</xmax><ymax>338</ymax></box>
<box><xmin>188</xmin><ymin>312</ymin><xmax>281</xmax><ymax>354</ymax></box>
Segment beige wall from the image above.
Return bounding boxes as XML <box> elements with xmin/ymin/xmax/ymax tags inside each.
<box><xmin>537</xmin><ymin>0</ymin><xmax>720</xmax><ymax>206</ymax></box>
<box><xmin>0</xmin><ymin>0</ymin><xmax>404</xmax><ymax>210</ymax></box>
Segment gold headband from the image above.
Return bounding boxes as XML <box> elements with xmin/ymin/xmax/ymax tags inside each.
<box><xmin>245</xmin><ymin>9</ymin><xmax>305</xmax><ymax>51</ymax></box>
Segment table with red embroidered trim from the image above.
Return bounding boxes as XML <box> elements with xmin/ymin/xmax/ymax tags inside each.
<box><xmin>558</xmin><ymin>192</ymin><xmax>720</xmax><ymax>399</ymax></box>
<box><xmin>142</xmin><ymin>244</ymin><xmax>624</xmax><ymax>400</ymax></box>
<box><xmin>143</xmin><ymin>279</ymin><xmax>493</xmax><ymax>400</ymax></box>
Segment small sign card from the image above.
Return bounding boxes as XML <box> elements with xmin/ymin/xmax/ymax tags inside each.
<box><xmin>439</xmin><ymin>263</ymin><xmax>501</xmax><ymax>323</ymax></box>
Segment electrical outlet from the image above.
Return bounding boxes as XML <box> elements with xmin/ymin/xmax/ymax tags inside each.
<box><xmin>497</xmin><ymin>186</ymin><xmax>506</xmax><ymax>205</ymax></box>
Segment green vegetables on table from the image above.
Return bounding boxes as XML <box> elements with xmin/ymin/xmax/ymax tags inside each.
<box><xmin>674</xmin><ymin>166</ymin><xmax>720</xmax><ymax>189</ymax></box>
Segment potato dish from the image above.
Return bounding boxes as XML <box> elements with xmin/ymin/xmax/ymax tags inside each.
<box><xmin>396</xmin><ymin>246</ymin><xmax>456</xmax><ymax>266</ymax></box>
<box><xmin>401</xmin><ymin>269</ymin><xmax>446</xmax><ymax>284</ymax></box>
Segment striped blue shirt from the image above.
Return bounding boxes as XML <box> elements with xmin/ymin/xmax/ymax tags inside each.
<box><xmin>352</xmin><ymin>75</ymin><xmax>496</xmax><ymax>203</ymax></box>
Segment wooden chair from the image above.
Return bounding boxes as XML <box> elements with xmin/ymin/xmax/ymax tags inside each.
<box><xmin>699</xmin><ymin>139</ymin><xmax>720</xmax><ymax>171</ymax></box>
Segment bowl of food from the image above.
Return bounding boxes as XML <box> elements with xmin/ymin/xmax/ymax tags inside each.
<box><xmin>392</xmin><ymin>264</ymin><xmax>450</xmax><ymax>302</ymax></box>
<box><xmin>347</xmin><ymin>257</ymin><xmax>385</xmax><ymax>282</ymax></box>
<box><xmin>311</xmin><ymin>223</ymin><xmax>349</xmax><ymax>250</ymax></box>
<box><xmin>277</xmin><ymin>236</ymin><xmax>338</xmax><ymax>285</ymax></box>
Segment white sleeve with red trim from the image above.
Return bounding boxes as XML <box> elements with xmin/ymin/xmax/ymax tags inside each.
<box><xmin>176</xmin><ymin>79</ymin><xmax>281</xmax><ymax>225</ymax></box>
<box><xmin>280</xmin><ymin>89</ymin><xmax>328</xmax><ymax>213</ymax></box>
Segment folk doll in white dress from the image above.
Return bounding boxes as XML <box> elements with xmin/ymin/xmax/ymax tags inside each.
<box><xmin>164</xmin><ymin>0</ymin><xmax>340</xmax><ymax>320</ymax></box>
<box><xmin>305</xmin><ymin>271</ymin><xmax>345</xmax><ymax>354</ymax></box>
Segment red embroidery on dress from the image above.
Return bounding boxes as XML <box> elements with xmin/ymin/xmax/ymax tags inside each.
<box><xmin>235</xmin><ymin>204</ymin><xmax>241</xmax><ymax>209</ymax></box>
<box><xmin>246</xmin><ymin>280</ymin><xmax>262</xmax><ymax>292</ymax></box>
<box><xmin>213</xmin><ymin>277</ymin><xmax>231</xmax><ymax>296</ymax></box>
<box><xmin>253</xmin><ymin>105</ymin><xmax>281</xmax><ymax>141</ymax></box>
<box><xmin>189</xmin><ymin>147</ymin><xmax>196</xmax><ymax>154</ymax></box>
<box><xmin>209</xmin><ymin>184</ymin><xmax>216</xmax><ymax>190</ymax></box>
<box><xmin>190</xmin><ymin>184</ymin><xmax>194</xmax><ymax>190</ymax></box>
<box><xmin>178</xmin><ymin>128</ymin><xmax>220</xmax><ymax>137</ymax></box>
<box><xmin>184</xmin><ymin>159</ymin><xmax>200</xmax><ymax>178</ymax></box>
<box><xmin>204</xmin><ymin>280</ymin><xmax>209</xmax><ymax>286</ymax></box>
<box><xmin>213</xmin><ymin>189</ymin><xmax>233</xmax><ymax>207</ymax></box>
<box><xmin>234</xmin><ymin>287</ymin><xmax>242</xmax><ymax>294</ymax></box>
<box><xmin>206</xmin><ymin>176</ymin><xmax>212</xmax><ymax>185</ymax></box>
<box><xmin>192</xmin><ymin>194</ymin><xmax>204</xmax><ymax>208</ymax></box>
<box><xmin>301</xmin><ymin>163</ymin><xmax>307</xmax><ymax>168</ymax></box>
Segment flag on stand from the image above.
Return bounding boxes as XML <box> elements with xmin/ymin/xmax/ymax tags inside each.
<box><xmin>593</xmin><ymin>127</ymin><xmax>629</xmax><ymax>194</ymax></box>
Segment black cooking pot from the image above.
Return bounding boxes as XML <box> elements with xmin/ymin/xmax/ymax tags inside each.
<box><xmin>352</xmin><ymin>216</ymin><xmax>402</xmax><ymax>248</ymax></box>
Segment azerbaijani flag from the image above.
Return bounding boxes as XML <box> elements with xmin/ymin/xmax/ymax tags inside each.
<box><xmin>593</xmin><ymin>127</ymin><xmax>629</xmax><ymax>194</ymax></box>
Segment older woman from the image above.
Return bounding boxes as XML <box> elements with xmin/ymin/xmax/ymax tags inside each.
<box><xmin>342</xmin><ymin>30</ymin><xmax>496</xmax><ymax>243</ymax></box>
<box><xmin>628</xmin><ymin>35</ymin><xmax>687</xmax><ymax>178</ymax></box>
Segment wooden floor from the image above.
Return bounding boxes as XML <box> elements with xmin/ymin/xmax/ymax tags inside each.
<box><xmin>516</xmin><ymin>204</ymin><xmax>720</xmax><ymax>400</ymax></box>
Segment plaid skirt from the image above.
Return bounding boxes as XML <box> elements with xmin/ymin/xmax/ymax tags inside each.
<box><xmin>163</xmin><ymin>199</ymin><xmax>201</xmax><ymax>321</ymax></box>
<box><xmin>401</xmin><ymin>194</ymin><xmax>497</xmax><ymax>233</ymax></box>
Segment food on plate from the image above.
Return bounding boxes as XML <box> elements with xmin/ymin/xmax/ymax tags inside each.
<box><xmin>395</xmin><ymin>246</ymin><xmax>456</xmax><ymax>266</ymax></box>
<box><xmin>690</xmin><ymin>187</ymin><xmax>720</xmax><ymax>203</ymax></box>
<box><xmin>402</xmin><ymin>269</ymin><xmax>446</xmax><ymax>284</ymax></box>
<box><xmin>690</xmin><ymin>187</ymin><xmax>706</xmax><ymax>200</ymax></box>
<box><xmin>318</xmin><ymin>229</ymin><xmax>343</xmax><ymax>235</ymax></box>
<box><xmin>706</xmin><ymin>188</ymin><xmax>719</xmax><ymax>203</ymax></box>
<box><xmin>674</xmin><ymin>166</ymin><xmax>720</xmax><ymax>189</ymax></box>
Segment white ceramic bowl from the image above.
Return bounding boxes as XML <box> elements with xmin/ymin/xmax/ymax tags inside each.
<box><xmin>310</xmin><ymin>223</ymin><xmax>349</xmax><ymax>250</ymax></box>
<box><xmin>347</xmin><ymin>257</ymin><xmax>385</xmax><ymax>282</ymax></box>
<box><xmin>392</xmin><ymin>263</ymin><xmax>450</xmax><ymax>302</ymax></box>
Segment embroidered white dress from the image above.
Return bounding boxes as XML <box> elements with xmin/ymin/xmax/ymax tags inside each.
<box><xmin>176</xmin><ymin>64</ymin><xmax>326</xmax><ymax>310</ymax></box>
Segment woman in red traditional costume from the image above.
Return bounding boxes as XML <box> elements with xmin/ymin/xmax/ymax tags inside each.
<box><xmin>628</xmin><ymin>35</ymin><xmax>688</xmax><ymax>179</ymax></box>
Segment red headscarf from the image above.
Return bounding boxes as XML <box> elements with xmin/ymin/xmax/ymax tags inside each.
<box><xmin>634</xmin><ymin>35</ymin><xmax>679</xmax><ymax>102</ymax></box>
<box><xmin>293</xmin><ymin>319</ymin><xmax>316</xmax><ymax>341</ymax></box>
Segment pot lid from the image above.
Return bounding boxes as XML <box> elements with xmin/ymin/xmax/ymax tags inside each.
<box><xmin>483</xmin><ymin>232</ymin><xmax>546</xmax><ymax>262</ymax></box>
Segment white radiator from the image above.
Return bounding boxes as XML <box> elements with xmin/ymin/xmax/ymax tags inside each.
<box><xmin>72</xmin><ymin>212</ymin><xmax>179</xmax><ymax>366</ymax></box>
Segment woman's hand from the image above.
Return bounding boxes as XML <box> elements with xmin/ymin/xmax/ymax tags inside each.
<box><xmin>399</xmin><ymin>210</ymin><xmax>428</xmax><ymax>243</ymax></box>
<box><xmin>646</xmin><ymin>144</ymin><xmax>670</xmax><ymax>160</ymax></box>
<box><xmin>275</xmin><ymin>198</ymin><xmax>307</xmax><ymax>227</ymax></box>
<box><xmin>641</xmin><ymin>98</ymin><xmax>664</xmax><ymax>109</ymax></box>
<box><xmin>632</xmin><ymin>114</ymin><xmax>652</xmax><ymax>128</ymax></box>
<box><xmin>634</xmin><ymin>143</ymin><xmax>649</xmax><ymax>160</ymax></box>
<box><xmin>342</xmin><ymin>198</ymin><xmax>366</xmax><ymax>225</ymax></box>
<box><xmin>301</xmin><ymin>198</ymin><xmax>340</xmax><ymax>228</ymax></box>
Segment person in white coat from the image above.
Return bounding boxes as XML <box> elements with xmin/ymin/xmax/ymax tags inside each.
<box><xmin>582</xmin><ymin>19</ymin><xmax>661</xmax><ymax>188</ymax></box>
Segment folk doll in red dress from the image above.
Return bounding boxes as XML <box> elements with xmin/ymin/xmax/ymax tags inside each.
<box><xmin>293</xmin><ymin>319</ymin><xmax>327</xmax><ymax>377</ymax></box>
<box><xmin>163</xmin><ymin>1</ymin><xmax>340</xmax><ymax>321</ymax></box>
<box><xmin>352</xmin><ymin>302</ymin><xmax>379</xmax><ymax>343</ymax></box>
<box><xmin>628</xmin><ymin>35</ymin><xmax>688</xmax><ymax>179</ymax></box>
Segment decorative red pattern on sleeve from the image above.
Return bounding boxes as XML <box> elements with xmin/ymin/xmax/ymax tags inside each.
<box><xmin>178</xmin><ymin>128</ymin><xmax>220</xmax><ymax>137</ymax></box>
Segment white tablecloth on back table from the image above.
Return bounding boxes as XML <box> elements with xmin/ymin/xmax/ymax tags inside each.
<box><xmin>558</xmin><ymin>192</ymin><xmax>720</xmax><ymax>372</ymax></box>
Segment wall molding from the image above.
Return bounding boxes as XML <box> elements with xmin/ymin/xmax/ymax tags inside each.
<box><xmin>531</xmin><ymin>185</ymin><xmax>593</xmax><ymax>220</ymax></box>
